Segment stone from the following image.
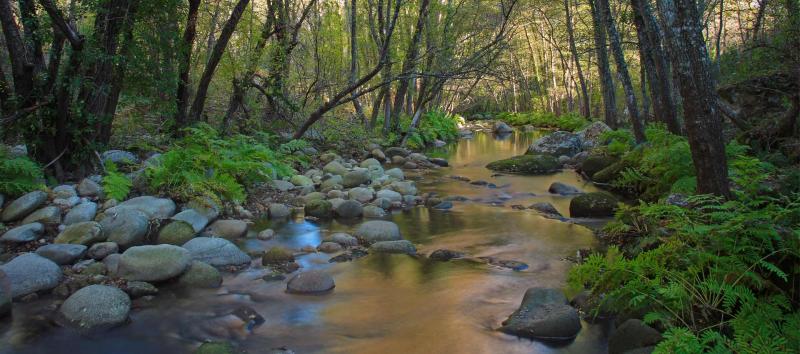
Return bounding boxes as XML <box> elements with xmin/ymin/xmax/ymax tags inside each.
<box><xmin>323</xmin><ymin>161</ymin><xmax>348</xmax><ymax>176</ymax></box>
<box><xmin>369</xmin><ymin>240</ymin><xmax>416</xmax><ymax>255</ymax></box>
<box><xmin>262</xmin><ymin>247</ymin><xmax>294</xmax><ymax>265</ymax></box>
<box><xmin>290</xmin><ymin>175</ymin><xmax>314</xmax><ymax>187</ymax></box>
<box><xmin>500</xmin><ymin>287</ymin><xmax>582</xmax><ymax>341</ymax></box>
<box><xmin>101</xmin><ymin>150</ymin><xmax>139</xmax><ymax>165</ymax></box>
<box><xmin>0</xmin><ymin>253</ymin><xmax>63</xmax><ymax>298</ymax></box>
<box><xmin>61</xmin><ymin>285</ymin><xmax>130</xmax><ymax>330</ymax></box>
<box><xmin>403</xmin><ymin>161</ymin><xmax>418</xmax><ymax>169</ymax></box>
<box><xmin>372</xmin><ymin>198</ymin><xmax>392</xmax><ymax>210</ymax></box>
<box><xmin>64</xmin><ymin>202</ymin><xmax>97</xmax><ymax>225</ymax></box>
<box><xmin>354</xmin><ymin>220</ymin><xmax>402</xmax><ymax>244</ymax></box>
<box><xmin>391</xmin><ymin>156</ymin><xmax>406</xmax><ymax>164</ymax></box>
<box><xmin>575</xmin><ymin>121</ymin><xmax>611</xmax><ymax>150</ymax></box>
<box><xmin>1</xmin><ymin>222</ymin><xmax>44</xmax><ymax>243</ymax></box>
<box><xmin>569</xmin><ymin>192</ymin><xmax>619</xmax><ymax>218</ymax></box>
<box><xmin>0</xmin><ymin>287</ymin><xmax>10</xmax><ymax>317</ymax></box>
<box><xmin>342</xmin><ymin>170</ymin><xmax>370</xmax><ymax>188</ymax></box>
<box><xmin>53</xmin><ymin>185</ymin><xmax>77</xmax><ymax>199</ymax></box>
<box><xmin>100</xmin><ymin>208</ymin><xmax>149</xmax><ymax>248</ymax></box>
<box><xmin>88</xmin><ymin>242</ymin><xmax>119</xmax><ymax>260</ymax></box>
<box><xmin>548</xmin><ymin>182</ymin><xmax>582</xmax><ymax>195</ymax></box>
<box><xmin>125</xmin><ymin>281</ymin><xmax>159</xmax><ymax>298</ymax></box>
<box><xmin>429</xmin><ymin>249</ymin><xmax>465</xmax><ymax>261</ymax></box>
<box><xmin>371</xmin><ymin>149</ymin><xmax>386</xmax><ymax>161</ymax></box>
<box><xmin>204</xmin><ymin>219</ymin><xmax>248</xmax><ymax>240</ymax></box>
<box><xmin>578</xmin><ymin>154</ymin><xmax>619</xmax><ymax>179</ymax></box>
<box><xmin>360</xmin><ymin>158</ymin><xmax>382</xmax><ymax>169</ymax></box>
<box><xmin>665</xmin><ymin>193</ymin><xmax>689</xmax><ymax>208</ymax></box>
<box><xmin>1</xmin><ymin>190</ymin><xmax>48</xmax><ymax>222</ymax></box>
<box><xmin>22</xmin><ymin>206</ymin><xmax>61</xmax><ymax>225</ymax></box>
<box><xmin>272</xmin><ymin>180</ymin><xmax>294</xmax><ymax>192</ymax></box>
<box><xmin>301</xmin><ymin>192</ymin><xmax>326</xmax><ymax>203</ymax></box>
<box><xmin>305</xmin><ymin>199</ymin><xmax>332</xmax><ymax>219</ymax></box>
<box><xmin>183</xmin><ymin>237</ymin><xmax>250</xmax><ymax>267</ymax></box>
<box><xmin>118</xmin><ymin>245</ymin><xmax>191</xmax><ymax>282</ymax></box>
<box><xmin>286</xmin><ymin>270</ymin><xmax>335</xmax><ymax>294</ymax></box>
<box><xmin>320</xmin><ymin>175</ymin><xmax>343</xmax><ymax>190</ymax></box>
<box><xmin>257</xmin><ymin>229</ymin><xmax>275</xmax><ymax>240</ymax></box>
<box><xmin>429</xmin><ymin>158</ymin><xmax>449</xmax><ymax>167</ymax></box>
<box><xmin>317</xmin><ymin>242</ymin><xmax>343</xmax><ymax>253</ymax></box>
<box><xmin>362</xmin><ymin>205</ymin><xmax>386</xmax><ymax>218</ymax></box>
<box><xmin>385</xmin><ymin>147</ymin><xmax>410</xmax><ymax>158</ymax></box>
<box><xmin>432</xmin><ymin>201</ymin><xmax>453</xmax><ymax>210</ymax></box>
<box><xmin>104</xmin><ymin>254</ymin><xmax>121</xmax><ymax>275</ymax></box>
<box><xmin>269</xmin><ymin>203</ymin><xmax>291</xmax><ymax>219</ymax></box>
<box><xmin>106</xmin><ymin>196</ymin><xmax>176</xmax><ymax>220</ymax></box>
<box><xmin>55</xmin><ymin>221</ymin><xmax>105</xmax><ymax>245</ymax></box>
<box><xmin>77</xmin><ymin>178</ymin><xmax>103</xmax><ymax>197</ymax></box>
<box><xmin>329</xmin><ymin>232</ymin><xmax>359</xmax><ymax>247</ymax></box>
<box><xmin>376</xmin><ymin>189</ymin><xmax>402</xmax><ymax>202</ymax></box>
<box><xmin>172</xmin><ymin>209</ymin><xmax>211</xmax><ymax>233</ymax></box>
<box><xmin>348</xmin><ymin>187</ymin><xmax>375</xmax><ymax>203</ymax></box>
<box><xmin>177</xmin><ymin>261</ymin><xmax>223</xmax><ymax>288</ymax></box>
<box><xmin>608</xmin><ymin>319</ymin><xmax>662</xmax><ymax>354</ymax></box>
<box><xmin>328</xmin><ymin>197</ymin><xmax>346</xmax><ymax>210</ymax></box>
<box><xmin>53</xmin><ymin>196</ymin><xmax>81</xmax><ymax>209</ymax></box>
<box><xmin>527</xmin><ymin>131</ymin><xmax>583</xmax><ymax>157</ymax></box>
<box><xmin>158</xmin><ymin>220</ymin><xmax>197</xmax><ymax>245</ymax></box>
<box><xmin>387</xmin><ymin>181</ymin><xmax>417</xmax><ymax>196</ymax></box>
<box><xmin>486</xmin><ymin>154</ymin><xmax>560</xmax><ymax>174</ymax></box>
<box><xmin>493</xmin><ymin>121</ymin><xmax>514</xmax><ymax>134</ymax></box>
<box><xmin>528</xmin><ymin>202</ymin><xmax>563</xmax><ymax>217</ymax></box>
<box><xmin>385</xmin><ymin>168</ymin><xmax>404</xmax><ymax>180</ymax></box>
<box><xmin>36</xmin><ymin>244</ymin><xmax>87</xmax><ymax>265</ymax></box>
<box><xmin>335</xmin><ymin>200</ymin><xmax>363</xmax><ymax>218</ymax></box>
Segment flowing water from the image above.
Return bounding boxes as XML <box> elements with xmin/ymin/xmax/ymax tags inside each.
<box><xmin>1</xmin><ymin>131</ymin><xmax>610</xmax><ymax>354</ymax></box>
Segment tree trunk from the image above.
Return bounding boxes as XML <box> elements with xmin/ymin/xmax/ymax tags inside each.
<box><xmin>174</xmin><ymin>0</ymin><xmax>201</xmax><ymax>132</ymax></box>
<box><xmin>349</xmin><ymin>0</ymin><xmax>367</xmax><ymax>123</ymax></box>
<box><xmin>589</xmin><ymin>0</ymin><xmax>618</xmax><ymax>128</ymax></box>
<box><xmin>565</xmin><ymin>0</ymin><xmax>590</xmax><ymax>118</ymax></box>
<box><xmin>0</xmin><ymin>0</ymin><xmax>35</xmax><ymax>105</ymax></box>
<box><xmin>391</xmin><ymin>0</ymin><xmax>430</xmax><ymax>122</ymax></box>
<box><xmin>657</xmin><ymin>0</ymin><xmax>731</xmax><ymax>197</ymax></box>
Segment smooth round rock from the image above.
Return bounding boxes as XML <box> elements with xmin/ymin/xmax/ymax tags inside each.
<box><xmin>500</xmin><ymin>287</ymin><xmax>582</xmax><ymax>341</ymax></box>
<box><xmin>329</xmin><ymin>233</ymin><xmax>358</xmax><ymax>247</ymax></box>
<box><xmin>88</xmin><ymin>242</ymin><xmax>119</xmax><ymax>260</ymax></box>
<box><xmin>362</xmin><ymin>205</ymin><xmax>386</xmax><ymax>218</ymax></box>
<box><xmin>64</xmin><ymin>202</ymin><xmax>98</xmax><ymax>225</ymax></box>
<box><xmin>106</xmin><ymin>196</ymin><xmax>176</xmax><ymax>220</ymax></box>
<box><xmin>1</xmin><ymin>191</ymin><xmax>48</xmax><ymax>222</ymax></box>
<box><xmin>35</xmin><ymin>244</ymin><xmax>87</xmax><ymax>265</ymax></box>
<box><xmin>158</xmin><ymin>220</ymin><xmax>196</xmax><ymax>245</ymax></box>
<box><xmin>1</xmin><ymin>222</ymin><xmax>44</xmax><ymax>243</ymax></box>
<box><xmin>77</xmin><ymin>178</ymin><xmax>103</xmax><ymax>197</ymax></box>
<box><xmin>100</xmin><ymin>208</ymin><xmax>149</xmax><ymax>248</ymax></box>
<box><xmin>569</xmin><ymin>192</ymin><xmax>619</xmax><ymax>218</ymax></box>
<box><xmin>60</xmin><ymin>285</ymin><xmax>130</xmax><ymax>330</ymax></box>
<box><xmin>334</xmin><ymin>200</ymin><xmax>363</xmax><ymax>218</ymax></box>
<box><xmin>182</xmin><ymin>237</ymin><xmax>251</xmax><ymax>267</ymax></box>
<box><xmin>21</xmin><ymin>206</ymin><xmax>61</xmax><ymax>225</ymax></box>
<box><xmin>55</xmin><ymin>221</ymin><xmax>105</xmax><ymax>245</ymax></box>
<box><xmin>171</xmin><ymin>209</ymin><xmax>210</xmax><ymax>233</ymax></box>
<box><xmin>286</xmin><ymin>270</ymin><xmax>335</xmax><ymax>294</ymax></box>
<box><xmin>369</xmin><ymin>240</ymin><xmax>416</xmax><ymax>255</ymax></box>
<box><xmin>0</xmin><ymin>253</ymin><xmax>63</xmax><ymax>298</ymax></box>
<box><xmin>305</xmin><ymin>199</ymin><xmax>332</xmax><ymax>219</ymax></box>
<box><xmin>376</xmin><ymin>189</ymin><xmax>402</xmax><ymax>202</ymax></box>
<box><xmin>317</xmin><ymin>242</ymin><xmax>343</xmax><ymax>253</ymax></box>
<box><xmin>118</xmin><ymin>245</ymin><xmax>191</xmax><ymax>282</ymax></box>
<box><xmin>177</xmin><ymin>261</ymin><xmax>222</xmax><ymax>288</ymax></box>
<box><xmin>204</xmin><ymin>219</ymin><xmax>248</xmax><ymax>240</ymax></box>
<box><xmin>262</xmin><ymin>247</ymin><xmax>295</xmax><ymax>265</ymax></box>
<box><xmin>354</xmin><ymin>220</ymin><xmax>402</xmax><ymax>244</ymax></box>
<box><xmin>269</xmin><ymin>203</ymin><xmax>291</xmax><ymax>219</ymax></box>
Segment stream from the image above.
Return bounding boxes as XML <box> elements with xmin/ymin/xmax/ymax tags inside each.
<box><xmin>1</xmin><ymin>131</ymin><xmax>611</xmax><ymax>354</ymax></box>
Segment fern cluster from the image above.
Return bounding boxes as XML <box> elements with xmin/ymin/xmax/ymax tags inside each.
<box><xmin>145</xmin><ymin>124</ymin><xmax>296</xmax><ymax>204</ymax></box>
<box><xmin>0</xmin><ymin>147</ymin><xmax>44</xmax><ymax>197</ymax></box>
<box><xmin>496</xmin><ymin>111</ymin><xmax>589</xmax><ymax>131</ymax></box>
<box><xmin>102</xmin><ymin>161</ymin><xmax>132</xmax><ymax>200</ymax></box>
<box><xmin>403</xmin><ymin>110</ymin><xmax>463</xmax><ymax>149</ymax></box>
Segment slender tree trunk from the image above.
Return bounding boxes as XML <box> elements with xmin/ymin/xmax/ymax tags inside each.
<box><xmin>0</xmin><ymin>0</ymin><xmax>35</xmax><ymax>105</ymax></box>
<box><xmin>391</xmin><ymin>0</ymin><xmax>430</xmax><ymax>122</ymax></box>
<box><xmin>589</xmin><ymin>0</ymin><xmax>618</xmax><ymax>128</ymax></box>
<box><xmin>565</xmin><ymin>0</ymin><xmax>590</xmax><ymax>118</ymax></box>
<box><xmin>752</xmin><ymin>0</ymin><xmax>768</xmax><ymax>40</ymax></box>
<box><xmin>174</xmin><ymin>0</ymin><xmax>201</xmax><ymax>132</ymax></box>
<box><xmin>349</xmin><ymin>0</ymin><xmax>367</xmax><ymax>123</ymax></box>
<box><xmin>657</xmin><ymin>0</ymin><xmax>731</xmax><ymax>197</ymax></box>
<box><xmin>187</xmin><ymin>0</ymin><xmax>251</xmax><ymax>124</ymax></box>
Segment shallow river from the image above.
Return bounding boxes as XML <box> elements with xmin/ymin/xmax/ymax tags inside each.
<box><xmin>2</xmin><ymin>131</ymin><xmax>610</xmax><ymax>354</ymax></box>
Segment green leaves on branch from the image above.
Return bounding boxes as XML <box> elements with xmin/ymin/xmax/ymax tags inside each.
<box><xmin>496</xmin><ymin>111</ymin><xmax>589</xmax><ymax>131</ymax></box>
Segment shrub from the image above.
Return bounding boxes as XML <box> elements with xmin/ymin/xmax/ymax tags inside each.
<box><xmin>496</xmin><ymin>111</ymin><xmax>589</xmax><ymax>131</ymax></box>
<box><xmin>0</xmin><ymin>146</ymin><xmax>44</xmax><ymax>197</ymax></box>
<box><xmin>102</xmin><ymin>161</ymin><xmax>132</xmax><ymax>200</ymax></box>
<box><xmin>145</xmin><ymin>124</ymin><xmax>296</xmax><ymax>204</ymax></box>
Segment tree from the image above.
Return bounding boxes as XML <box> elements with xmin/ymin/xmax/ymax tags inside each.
<box><xmin>589</xmin><ymin>0</ymin><xmax>618</xmax><ymax>128</ymax></box>
<box><xmin>564</xmin><ymin>0</ymin><xmax>590</xmax><ymax>119</ymax></box>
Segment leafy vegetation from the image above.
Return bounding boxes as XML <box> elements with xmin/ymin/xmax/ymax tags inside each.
<box><xmin>401</xmin><ymin>110</ymin><xmax>463</xmax><ymax>149</ymax></box>
<box><xmin>495</xmin><ymin>111</ymin><xmax>589</xmax><ymax>131</ymax></box>
<box><xmin>102</xmin><ymin>162</ymin><xmax>133</xmax><ymax>201</ymax></box>
<box><xmin>0</xmin><ymin>147</ymin><xmax>44</xmax><ymax>197</ymax></box>
<box><xmin>144</xmin><ymin>124</ymin><xmax>296</xmax><ymax>204</ymax></box>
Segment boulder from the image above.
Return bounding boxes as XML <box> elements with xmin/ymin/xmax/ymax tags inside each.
<box><xmin>348</xmin><ymin>187</ymin><xmax>374</xmax><ymax>203</ymax></box>
<box><xmin>286</xmin><ymin>270</ymin><xmax>335</xmax><ymax>294</ymax></box>
<box><xmin>569</xmin><ymin>192</ymin><xmax>619</xmax><ymax>218</ymax></box>
<box><xmin>53</xmin><ymin>196</ymin><xmax>80</xmax><ymax>209</ymax></box>
<box><xmin>64</xmin><ymin>202</ymin><xmax>98</xmax><ymax>225</ymax></box>
<box><xmin>35</xmin><ymin>244</ymin><xmax>87</xmax><ymax>265</ymax></box>
<box><xmin>608</xmin><ymin>319</ymin><xmax>662</xmax><ymax>354</ymax></box>
<box><xmin>101</xmin><ymin>150</ymin><xmax>139</xmax><ymax>165</ymax></box>
<box><xmin>335</xmin><ymin>200</ymin><xmax>363</xmax><ymax>218</ymax></box>
<box><xmin>354</xmin><ymin>220</ymin><xmax>402</xmax><ymax>244</ymax></box>
<box><xmin>371</xmin><ymin>149</ymin><xmax>386</xmax><ymax>161</ymax></box>
<box><xmin>269</xmin><ymin>203</ymin><xmax>291</xmax><ymax>219</ymax></box>
<box><xmin>486</xmin><ymin>155</ymin><xmax>560</xmax><ymax>174</ymax></box>
<box><xmin>158</xmin><ymin>220</ymin><xmax>197</xmax><ymax>245</ymax></box>
<box><xmin>575</xmin><ymin>121</ymin><xmax>611</xmax><ymax>150</ymax></box>
<box><xmin>429</xmin><ymin>249</ymin><xmax>465</xmax><ymax>261</ymax></box>
<box><xmin>22</xmin><ymin>206</ymin><xmax>61</xmax><ymax>225</ymax></box>
<box><xmin>385</xmin><ymin>168</ymin><xmax>404</xmax><ymax>180</ymax></box>
<box><xmin>376</xmin><ymin>189</ymin><xmax>402</xmax><ymax>202</ymax></box>
<box><xmin>387</xmin><ymin>181</ymin><xmax>417</xmax><ymax>196</ymax></box>
<box><xmin>55</xmin><ymin>221</ymin><xmax>105</xmax><ymax>245</ymax></box>
<box><xmin>1</xmin><ymin>190</ymin><xmax>48</xmax><ymax>222</ymax></box>
<box><xmin>493</xmin><ymin>121</ymin><xmax>514</xmax><ymax>134</ymax></box>
<box><xmin>329</xmin><ymin>233</ymin><xmax>359</xmax><ymax>247</ymax></box>
<box><xmin>177</xmin><ymin>261</ymin><xmax>223</xmax><ymax>288</ymax></box>
<box><xmin>500</xmin><ymin>287</ymin><xmax>582</xmax><ymax>341</ymax></box>
<box><xmin>183</xmin><ymin>237</ymin><xmax>251</xmax><ymax>267</ymax></box>
<box><xmin>362</xmin><ymin>205</ymin><xmax>386</xmax><ymax>218</ymax></box>
<box><xmin>548</xmin><ymin>182</ymin><xmax>582</xmax><ymax>195</ymax></box>
<box><xmin>527</xmin><ymin>131</ymin><xmax>582</xmax><ymax>157</ymax></box>
<box><xmin>117</xmin><ymin>245</ymin><xmax>191</xmax><ymax>282</ymax></box>
<box><xmin>578</xmin><ymin>154</ymin><xmax>619</xmax><ymax>179</ymax></box>
<box><xmin>320</xmin><ymin>175</ymin><xmax>343</xmax><ymax>190</ymax></box>
<box><xmin>328</xmin><ymin>198</ymin><xmax>346</xmax><ymax>210</ymax></box>
<box><xmin>369</xmin><ymin>240</ymin><xmax>416</xmax><ymax>255</ymax></box>
<box><xmin>77</xmin><ymin>178</ymin><xmax>103</xmax><ymax>197</ymax></box>
<box><xmin>1</xmin><ymin>222</ymin><xmax>44</xmax><ymax>243</ymax></box>
<box><xmin>305</xmin><ymin>199</ymin><xmax>332</xmax><ymax>219</ymax></box>
<box><xmin>385</xmin><ymin>147</ymin><xmax>410</xmax><ymax>158</ymax></box>
<box><xmin>272</xmin><ymin>180</ymin><xmax>294</xmax><ymax>192</ymax></box>
<box><xmin>290</xmin><ymin>175</ymin><xmax>314</xmax><ymax>187</ymax></box>
<box><xmin>204</xmin><ymin>219</ymin><xmax>248</xmax><ymax>240</ymax></box>
<box><xmin>172</xmin><ymin>209</ymin><xmax>211</xmax><ymax>233</ymax></box>
<box><xmin>125</xmin><ymin>281</ymin><xmax>158</xmax><ymax>298</ymax></box>
<box><xmin>323</xmin><ymin>160</ymin><xmax>348</xmax><ymax>176</ymax></box>
<box><xmin>60</xmin><ymin>285</ymin><xmax>130</xmax><ymax>330</ymax></box>
<box><xmin>430</xmin><ymin>158</ymin><xmax>449</xmax><ymax>167</ymax></box>
<box><xmin>317</xmin><ymin>242</ymin><xmax>343</xmax><ymax>253</ymax></box>
<box><xmin>360</xmin><ymin>158</ymin><xmax>382</xmax><ymax>168</ymax></box>
<box><xmin>106</xmin><ymin>196</ymin><xmax>176</xmax><ymax>220</ymax></box>
<box><xmin>342</xmin><ymin>170</ymin><xmax>370</xmax><ymax>188</ymax></box>
<box><xmin>0</xmin><ymin>253</ymin><xmax>63</xmax><ymax>298</ymax></box>
<box><xmin>53</xmin><ymin>185</ymin><xmax>77</xmax><ymax>199</ymax></box>
<box><xmin>528</xmin><ymin>202</ymin><xmax>563</xmax><ymax>217</ymax></box>
<box><xmin>262</xmin><ymin>247</ymin><xmax>295</xmax><ymax>265</ymax></box>
<box><xmin>88</xmin><ymin>242</ymin><xmax>119</xmax><ymax>260</ymax></box>
<box><xmin>100</xmin><ymin>208</ymin><xmax>149</xmax><ymax>248</ymax></box>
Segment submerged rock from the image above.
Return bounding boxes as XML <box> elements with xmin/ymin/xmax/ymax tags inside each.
<box><xmin>528</xmin><ymin>202</ymin><xmax>563</xmax><ymax>218</ymax></box>
<box><xmin>500</xmin><ymin>287</ymin><xmax>582</xmax><ymax>341</ymax></box>
<box><xmin>569</xmin><ymin>192</ymin><xmax>619</xmax><ymax>218</ymax></box>
<box><xmin>370</xmin><ymin>240</ymin><xmax>416</xmax><ymax>255</ymax></box>
<box><xmin>486</xmin><ymin>155</ymin><xmax>560</xmax><ymax>175</ymax></box>
<box><xmin>178</xmin><ymin>261</ymin><xmax>223</xmax><ymax>288</ymax></box>
<box><xmin>60</xmin><ymin>285</ymin><xmax>130</xmax><ymax>330</ymax></box>
<box><xmin>548</xmin><ymin>182</ymin><xmax>582</xmax><ymax>195</ymax></box>
<box><xmin>286</xmin><ymin>270</ymin><xmax>335</xmax><ymax>294</ymax></box>
<box><xmin>354</xmin><ymin>220</ymin><xmax>402</xmax><ymax>244</ymax></box>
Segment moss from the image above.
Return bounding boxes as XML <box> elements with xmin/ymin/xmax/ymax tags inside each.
<box><xmin>579</xmin><ymin>154</ymin><xmax>619</xmax><ymax>179</ymax></box>
<box><xmin>304</xmin><ymin>199</ymin><xmax>332</xmax><ymax>218</ymax></box>
<box><xmin>157</xmin><ymin>220</ymin><xmax>196</xmax><ymax>245</ymax></box>
<box><xmin>569</xmin><ymin>192</ymin><xmax>619</xmax><ymax>217</ymax></box>
<box><xmin>486</xmin><ymin>154</ymin><xmax>561</xmax><ymax>175</ymax></box>
<box><xmin>262</xmin><ymin>247</ymin><xmax>295</xmax><ymax>265</ymax></box>
<box><xmin>195</xmin><ymin>342</ymin><xmax>241</xmax><ymax>354</ymax></box>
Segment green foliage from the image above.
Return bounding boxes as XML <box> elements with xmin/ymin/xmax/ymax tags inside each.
<box><xmin>0</xmin><ymin>147</ymin><xmax>44</xmax><ymax>197</ymax></box>
<box><xmin>145</xmin><ymin>124</ymin><xmax>295</xmax><ymax>204</ymax></box>
<box><xmin>404</xmin><ymin>110</ymin><xmax>462</xmax><ymax>149</ymax></box>
<box><xmin>102</xmin><ymin>161</ymin><xmax>132</xmax><ymax>201</ymax></box>
<box><xmin>496</xmin><ymin>111</ymin><xmax>589</xmax><ymax>131</ymax></box>
<box><xmin>600</xmin><ymin>129</ymin><xmax>635</xmax><ymax>156</ymax></box>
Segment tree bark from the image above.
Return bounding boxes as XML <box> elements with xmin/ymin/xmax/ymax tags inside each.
<box><xmin>391</xmin><ymin>0</ymin><xmax>430</xmax><ymax>122</ymax></box>
<box><xmin>565</xmin><ymin>0</ymin><xmax>590</xmax><ymax>119</ymax></box>
<box><xmin>349</xmin><ymin>0</ymin><xmax>367</xmax><ymax>123</ymax></box>
<box><xmin>174</xmin><ymin>0</ymin><xmax>201</xmax><ymax>132</ymax></box>
<box><xmin>589</xmin><ymin>0</ymin><xmax>618</xmax><ymax>128</ymax></box>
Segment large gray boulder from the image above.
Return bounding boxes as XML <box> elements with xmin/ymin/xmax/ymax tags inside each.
<box><xmin>21</xmin><ymin>206</ymin><xmax>61</xmax><ymax>225</ymax></box>
<box><xmin>335</xmin><ymin>200</ymin><xmax>363</xmax><ymax>218</ymax></box>
<box><xmin>354</xmin><ymin>220</ymin><xmax>402</xmax><ymax>244</ymax></box>
<box><xmin>117</xmin><ymin>245</ymin><xmax>191</xmax><ymax>282</ymax></box>
<box><xmin>35</xmin><ymin>244</ymin><xmax>87</xmax><ymax>265</ymax></box>
<box><xmin>182</xmin><ymin>237</ymin><xmax>251</xmax><ymax>267</ymax></box>
<box><xmin>608</xmin><ymin>319</ymin><xmax>662</xmax><ymax>354</ymax></box>
<box><xmin>204</xmin><ymin>219</ymin><xmax>248</xmax><ymax>240</ymax></box>
<box><xmin>55</xmin><ymin>221</ymin><xmax>105</xmax><ymax>245</ymax></box>
<box><xmin>64</xmin><ymin>202</ymin><xmax>98</xmax><ymax>225</ymax></box>
<box><xmin>269</xmin><ymin>203</ymin><xmax>292</xmax><ymax>219</ymax></box>
<box><xmin>1</xmin><ymin>190</ymin><xmax>48</xmax><ymax>222</ymax></box>
<box><xmin>0</xmin><ymin>253</ymin><xmax>63</xmax><ymax>298</ymax></box>
<box><xmin>323</xmin><ymin>161</ymin><xmax>348</xmax><ymax>176</ymax></box>
<box><xmin>569</xmin><ymin>192</ymin><xmax>619</xmax><ymax>218</ymax></box>
<box><xmin>500</xmin><ymin>287</ymin><xmax>581</xmax><ymax>341</ymax></box>
<box><xmin>286</xmin><ymin>270</ymin><xmax>335</xmax><ymax>294</ymax></box>
<box><xmin>100</xmin><ymin>208</ymin><xmax>149</xmax><ymax>248</ymax></box>
<box><xmin>171</xmin><ymin>209</ymin><xmax>210</xmax><ymax>233</ymax></box>
<box><xmin>575</xmin><ymin>121</ymin><xmax>611</xmax><ymax>150</ymax></box>
<box><xmin>343</xmin><ymin>170</ymin><xmax>370</xmax><ymax>188</ymax></box>
<box><xmin>348</xmin><ymin>187</ymin><xmax>374</xmax><ymax>203</ymax></box>
<box><xmin>77</xmin><ymin>178</ymin><xmax>102</xmax><ymax>197</ymax></box>
<box><xmin>370</xmin><ymin>240</ymin><xmax>416</xmax><ymax>255</ymax></box>
<box><xmin>527</xmin><ymin>131</ymin><xmax>583</xmax><ymax>157</ymax></box>
<box><xmin>106</xmin><ymin>196</ymin><xmax>176</xmax><ymax>220</ymax></box>
<box><xmin>493</xmin><ymin>121</ymin><xmax>514</xmax><ymax>134</ymax></box>
<box><xmin>61</xmin><ymin>285</ymin><xmax>131</xmax><ymax>330</ymax></box>
<box><xmin>1</xmin><ymin>222</ymin><xmax>44</xmax><ymax>243</ymax></box>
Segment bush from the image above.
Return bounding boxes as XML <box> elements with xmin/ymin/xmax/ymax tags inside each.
<box><xmin>0</xmin><ymin>146</ymin><xmax>44</xmax><ymax>197</ymax></box>
<box><xmin>145</xmin><ymin>124</ymin><xmax>296</xmax><ymax>204</ymax></box>
<box><xmin>496</xmin><ymin>111</ymin><xmax>589</xmax><ymax>131</ymax></box>
<box><xmin>404</xmin><ymin>110</ymin><xmax>462</xmax><ymax>149</ymax></box>
<box><xmin>102</xmin><ymin>162</ymin><xmax>132</xmax><ymax>200</ymax></box>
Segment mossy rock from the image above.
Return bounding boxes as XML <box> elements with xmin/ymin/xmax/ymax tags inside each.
<box><xmin>195</xmin><ymin>342</ymin><xmax>243</xmax><ymax>354</ymax></box>
<box><xmin>569</xmin><ymin>192</ymin><xmax>619</xmax><ymax>218</ymax></box>
<box><xmin>486</xmin><ymin>154</ymin><xmax>560</xmax><ymax>175</ymax></box>
<box><xmin>579</xmin><ymin>154</ymin><xmax>619</xmax><ymax>179</ymax></box>
<box><xmin>262</xmin><ymin>247</ymin><xmax>294</xmax><ymax>265</ymax></box>
<box><xmin>157</xmin><ymin>220</ymin><xmax>196</xmax><ymax>245</ymax></box>
<box><xmin>305</xmin><ymin>199</ymin><xmax>332</xmax><ymax>218</ymax></box>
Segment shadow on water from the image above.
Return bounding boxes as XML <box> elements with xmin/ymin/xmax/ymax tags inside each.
<box><xmin>0</xmin><ymin>131</ymin><xmax>609</xmax><ymax>354</ymax></box>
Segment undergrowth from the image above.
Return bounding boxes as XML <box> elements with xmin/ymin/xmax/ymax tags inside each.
<box><xmin>496</xmin><ymin>111</ymin><xmax>589</xmax><ymax>131</ymax></box>
<box><xmin>102</xmin><ymin>162</ymin><xmax>132</xmax><ymax>200</ymax></box>
<box><xmin>0</xmin><ymin>146</ymin><xmax>44</xmax><ymax>197</ymax></box>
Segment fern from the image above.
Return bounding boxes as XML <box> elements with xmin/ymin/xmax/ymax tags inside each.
<box><xmin>0</xmin><ymin>147</ymin><xmax>45</xmax><ymax>197</ymax></box>
<box><xmin>103</xmin><ymin>161</ymin><xmax>132</xmax><ymax>200</ymax></box>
